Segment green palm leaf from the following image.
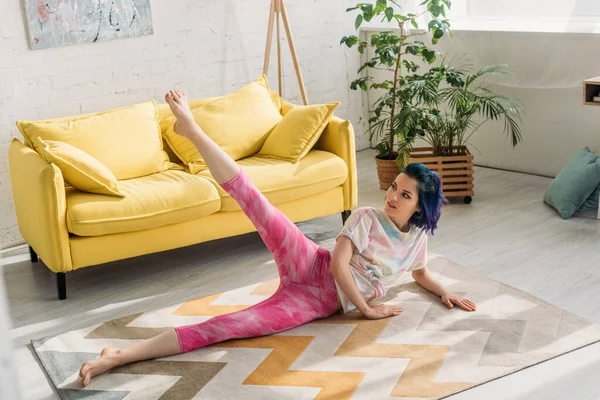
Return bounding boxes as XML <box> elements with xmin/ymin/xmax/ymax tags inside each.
<box><xmin>465</xmin><ymin>64</ymin><xmax>511</xmax><ymax>88</ymax></box>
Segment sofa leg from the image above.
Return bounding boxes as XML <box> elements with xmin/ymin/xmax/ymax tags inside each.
<box><xmin>56</xmin><ymin>273</ymin><xmax>67</xmax><ymax>300</ymax></box>
<box><xmin>29</xmin><ymin>245</ymin><xmax>38</xmax><ymax>263</ymax></box>
<box><xmin>341</xmin><ymin>210</ymin><xmax>351</xmax><ymax>225</ymax></box>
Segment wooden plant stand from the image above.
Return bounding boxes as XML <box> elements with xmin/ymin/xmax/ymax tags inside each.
<box><xmin>408</xmin><ymin>146</ymin><xmax>474</xmax><ymax>204</ymax></box>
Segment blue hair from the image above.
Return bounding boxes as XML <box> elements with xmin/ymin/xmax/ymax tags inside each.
<box><xmin>401</xmin><ymin>163</ymin><xmax>446</xmax><ymax>235</ymax></box>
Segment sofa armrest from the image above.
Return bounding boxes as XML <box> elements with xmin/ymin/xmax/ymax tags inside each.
<box><xmin>314</xmin><ymin>116</ymin><xmax>358</xmax><ymax>210</ymax></box>
<box><xmin>8</xmin><ymin>139</ymin><xmax>72</xmax><ymax>273</ymax></box>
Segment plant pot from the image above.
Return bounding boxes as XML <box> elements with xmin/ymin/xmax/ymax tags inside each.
<box><xmin>408</xmin><ymin>146</ymin><xmax>474</xmax><ymax>203</ymax></box>
<box><xmin>375</xmin><ymin>156</ymin><xmax>399</xmax><ymax>190</ymax></box>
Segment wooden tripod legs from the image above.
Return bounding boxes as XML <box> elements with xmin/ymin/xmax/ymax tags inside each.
<box><xmin>263</xmin><ymin>0</ymin><xmax>308</xmax><ymax>105</ymax></box>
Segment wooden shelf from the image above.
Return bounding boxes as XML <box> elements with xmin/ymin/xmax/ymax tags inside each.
<box><xmin>583</xmin><ymin>76</ymin><xmax>600</xmax><ymax>105</ymax></box>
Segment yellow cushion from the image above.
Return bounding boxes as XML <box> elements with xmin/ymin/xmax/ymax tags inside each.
<box><xmin>280</xmin><ymin>97</ymin><xmax>296</xmax><ymax>116</ymax></box>
<box><xmin>17</xmin><ymin>101</ymin><xmax>171</xmax><ymax>180</ymax></box>
<box><xmin>199</xmin><ymin>150</ymin><xmax>348</xmax><ymax>212</ymax></box>
<box><xmin>162</xmin><ymin>75</ymin><xmax>283</xmax><ymax>173</ymax></box>
<box><xmin>38</xmin><ymin>138</ymin><xmax>125</xmax><ymax>197</ymax></box>
<box><xmin>66</xmin><ymin>170</ymin><xmax>221</xmax><ymax>236</ymax></box>
<box><xmin>157</xmin><ymin>99</ymin><xmax>215</xmax><ymax>122</ymax></box>
<box><xmin>258</xmin><ymin>102</ymin><xmax>340</xmax><ymax>163</ymax></box>
<box><xmin>157</xmin><ymin>90</ymin><xmax>281</xmax><ymax>122</ymax></box>
<box><xmin>68</xmin><ymin>188</ymin><xmax>345</xmax><ymax>269</ymax></box>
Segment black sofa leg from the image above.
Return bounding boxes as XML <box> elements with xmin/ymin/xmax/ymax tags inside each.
<box><xmin>56</xmin><ymin>273</ymin><xmax>67</xmax><ymax>300</ymax></box>
<box><xmin>341</xmin><ymin>210</ymin><xmax>351</xmax><ymax>225</ymax></box>
<box><xmin>29</xmin><ymin>245</ymin><xmax>38</xmax><ymax>263</ymax></box>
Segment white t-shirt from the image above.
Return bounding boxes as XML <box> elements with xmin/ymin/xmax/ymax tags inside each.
<box><xmin>335</xmin><ymin>207</ymin><xmax>428</xmax><ymax>314</ymax></box>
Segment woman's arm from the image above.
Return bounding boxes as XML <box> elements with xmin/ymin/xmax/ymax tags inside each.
<box><xmin>412</xmin><ymin>267</ymin><xmax>476</xmax><ymax>311</ymax></box>
<box><xmin>330</xmin><ymin>237</ymin><xmax>402</xmax><ymax>319</ymax></box>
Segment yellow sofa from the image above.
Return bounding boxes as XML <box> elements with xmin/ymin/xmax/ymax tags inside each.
<box><xmin>9</xmin><ymin>82</ymin><xmax>357</xmax><ymax>300</ymax></box>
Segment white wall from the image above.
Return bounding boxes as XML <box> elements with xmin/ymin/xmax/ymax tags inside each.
<box><xmin>364</xmin><ymin>28</ymin><xmax>600</xmax><ymax>177</ymax></box>
<box><xmin>448</xmin><ymin>0</ymin><xmax>600</xmax><ymax>34</ymax></box>
<box><xmin>442</xmin><ymin>31</ymin><xmax>600</xmax><ymax>177</ymax></box>
<box><xmin>0</xmin><ymin>0</ymin><xmax>369</xmax><ymax>249</ymax></box>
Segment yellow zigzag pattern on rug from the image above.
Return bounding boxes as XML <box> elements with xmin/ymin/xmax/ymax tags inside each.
<box><xmin>315</xmin><ymin>314</ymin><xmax>473</xmax><ymax>398</ymax></box>
<box><xmin>171</xmin><ymin>278</ymin><xmax>473</xmax><ymax>399</ymax></box>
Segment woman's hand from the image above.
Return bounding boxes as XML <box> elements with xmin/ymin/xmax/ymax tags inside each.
<box><xmin>411</xmin><ymin>268</ymin><xmax>476</xmax><ymax>312</ymax></box>
<box><xmin>441</xmin><ymin>293</ymin><xmax>476</xmax><ymax>311</ymax></box>
<box><xmin>364</xmin><ymin>304</ymin><xmax>403</xmax><ymax>320</ymax></box>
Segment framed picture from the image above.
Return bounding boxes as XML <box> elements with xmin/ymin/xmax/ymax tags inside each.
<box><xmin>23</xmin><ymin>0</ymin><xmax>154</xmax><ymax>50</ymax></box>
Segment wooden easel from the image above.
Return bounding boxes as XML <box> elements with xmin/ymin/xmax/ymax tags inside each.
<box><xmin>263</xmin><ymin>0</ymin><xmax>309</xmax><ymax>105</ymax></box>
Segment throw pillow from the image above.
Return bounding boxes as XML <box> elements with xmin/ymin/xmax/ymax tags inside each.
<box><xmin>38</xmin><ymin>138</ymin><xmax>125</xmax><ymax>197</ymax></box>
<box><xmin>543</xmin><ymin>146</ymin><xmax>600</xmax><ymax>218</ymax></box>
<box><xmin>17</xmin><ymin>101</ymin><xmax>171</xmax><ymax>180</ymax></box>
<box><xmin>161</xmin><ymin>75</ymin><xmax>283</xmax><ymax>173</ymax></box>
<box><xmin>258</xmin><ymin>102</ymin><xmax>340</xmax><ymax>163</ymax></box>
<box><xmin>578</xmin><ymin>183</ymin><xmax>600</xmax><ymax>213</ymax></box>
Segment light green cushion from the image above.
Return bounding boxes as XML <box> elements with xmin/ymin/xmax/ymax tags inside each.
<box><xmin>578</xmin><ymin>184</ymin><xmax>600</xmax><ymax>213</ymax></box>
<box><xmin>544</xmin><ymin>147</ymin><xmax>600</xmax><ymax>219</ymax></box>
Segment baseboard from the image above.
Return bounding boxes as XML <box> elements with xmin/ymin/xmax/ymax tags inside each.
<box><xmin>0</xmin><ymin>244</ymin><xmax>29</xmax><ymax>266</ymax></box>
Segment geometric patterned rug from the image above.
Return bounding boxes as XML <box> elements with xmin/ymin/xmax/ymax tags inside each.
<box><xmin>32</xmin><ymin>256</ymin><xmax>600</xmax><ymax>400</ymax></box>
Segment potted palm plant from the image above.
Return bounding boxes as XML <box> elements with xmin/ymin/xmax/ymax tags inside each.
<box><xmin>342</xmin><ymin>1</ymin><xmax>524</xmax><ymax>198</ymax></box>
<box><xmin>341</xmin><ymin>0</ymin><xmax>451</xmax><ymax>189</ymax></box>
<box><xmin>405</xmin><ymin>62</ymin><xmax>524</xmax><ymax>203</ymax></box>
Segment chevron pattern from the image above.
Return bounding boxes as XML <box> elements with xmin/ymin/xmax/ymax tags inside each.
<box><xmin>313</xmin><ymin>314</ymin><xmax>472</xmax><ymax>398</ymax></box>
<box><xmin>33</xmin><ymin>257</ymin><xmax>600</xmax><ymax>400</ymax></box>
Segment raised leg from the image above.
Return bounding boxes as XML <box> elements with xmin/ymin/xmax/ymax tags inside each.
<box><xmin>56</xmin><ymin>273</ymin><xmax>66</xmax><ymax>300</ymax></box>
<box><xmin>165</xmin><ymin>90</ymin><xmax>322</xmax><ymax>285</ymax></box>
<box><xmin>220</xmin><ymin>171</ymin><xmax>321</xmax><ymax>284</ymax></box>
<box><xmin>341</xmin><ymin>210</ymin><xmax>351</xmax><ymax>225</ymax></box>
<box><xmin>166</xmin><ymin>90</ymin><xmax>240</xmax><ymax>185</ymax></box>
<box><xmin>29</xmin><ymin>245</ymin><xmax>38</xmax><ymax>262</ymax></box>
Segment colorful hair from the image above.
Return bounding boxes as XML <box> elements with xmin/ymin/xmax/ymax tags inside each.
<box><xmin>401</xmin><ymin>163</ymin><xmax>446</xmax><ymax>235</ymax></box>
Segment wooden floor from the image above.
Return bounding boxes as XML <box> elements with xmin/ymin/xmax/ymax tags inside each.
<box><xmin>3</xmin><ymin>149</ymin><xmax>600</xmax><ymax>400</ymax></box>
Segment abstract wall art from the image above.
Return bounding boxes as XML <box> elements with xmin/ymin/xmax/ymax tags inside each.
<box><xmin>24</xmin><ymin>0</ymin><xmax>154</xmax><ymax>50</ymax></box>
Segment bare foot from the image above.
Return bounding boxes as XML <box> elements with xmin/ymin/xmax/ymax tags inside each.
<box><xmin>164</xmin><ymin>90</ymin><xmax>196</xmax><ymax>138</ymax></box>
<box><xmin>79</xmin><ymin>347</ymin><xmax>121</xmax><ymax>387</ymax></box>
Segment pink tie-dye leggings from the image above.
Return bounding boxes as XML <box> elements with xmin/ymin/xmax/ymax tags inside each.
<box><xmin>175</xmin><ymin>170</ymin><xmax>340</xmax><ymax>353</ymax></box>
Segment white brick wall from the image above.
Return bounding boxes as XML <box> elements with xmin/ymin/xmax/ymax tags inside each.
<box><xmin>0</xmin><ymin>0</ymin><xmax>369</xmax><ymax>249</ymax></box>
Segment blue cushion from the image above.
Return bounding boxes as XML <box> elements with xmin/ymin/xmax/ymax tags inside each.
<box><xmin>544</xmin><ymin>147</ymin><xmax>600</xmax><ymax>219</ymax></box>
